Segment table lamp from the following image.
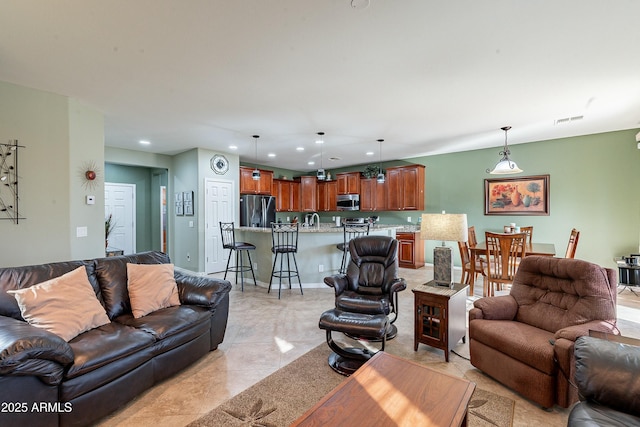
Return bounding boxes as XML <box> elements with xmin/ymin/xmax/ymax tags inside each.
<box><xmin>420</xmin><ymin>212</ymin><xmax>468</xmax><ymax>283</ymax></box>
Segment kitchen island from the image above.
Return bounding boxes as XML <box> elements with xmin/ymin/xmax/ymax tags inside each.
<box><xmin>237</xmin><ymin>224</ymin><xmax>401</xmax><ymax>287</ymax></box>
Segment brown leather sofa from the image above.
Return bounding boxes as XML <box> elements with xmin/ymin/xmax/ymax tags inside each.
<box><xmin>568</xmin><ymin>335</ymin><xmax>640</xmax><ymax>425</ymax></box>
<box><xmin>469</xmin><ymin>256</ymin><xmax>618</xmax><ymax>408</ymax></box>
<box><xmin>0</xmin><ymin>251</ymin><xmax>232</xmax><ymax>427</ymax></box>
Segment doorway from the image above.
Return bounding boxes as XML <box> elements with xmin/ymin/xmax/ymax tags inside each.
<box><xmin>205</xmin><ymin>178</ymin><xmax>235</xmax><ymax>273</ymax></box>
<box><xmin>105</xmin><ymin>182</ymin><xmax>136</xmax><ymax>254</ymax></box>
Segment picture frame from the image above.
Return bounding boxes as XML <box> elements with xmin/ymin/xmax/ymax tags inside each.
<box><xmin>485</xmin><ymin>175</ymin><xmax>550</xmax><ymax>216</ymax></box>
<box><xmin>175</xmin><ymin>192</ymin><xmax>184</xmax><ymax>216</ymax></box>
<box><xmin>183</xmin><ymin>191</ymin><xmax>194</xmax><ymax>216</ymax></box>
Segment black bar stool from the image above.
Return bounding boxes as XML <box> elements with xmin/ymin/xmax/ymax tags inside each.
<box><xmin>337</xmin><ymin>223</ymin><xmax>370</xmax><ymax>274</ymax></box>
<box><xmin>219</xmin><ymin>222</ymin><xmax>257</xmax><ymax>291</ymax></box>
<box><xmin>269</xmin><ymin>222</ymin><xmax>302</xmax><ymax>299</ymax></box>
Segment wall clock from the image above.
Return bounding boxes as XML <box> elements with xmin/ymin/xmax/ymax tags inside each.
<box><xmin>210</xmin><ymin>154</ymin><xmax>229</xmax><ymax>175</ymax></box>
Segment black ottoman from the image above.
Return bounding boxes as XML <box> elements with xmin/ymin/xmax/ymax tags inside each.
<box><xmin>318</xmin><ymin>309</ymin><xmax>388</xmax><ymax>376</ymax></box>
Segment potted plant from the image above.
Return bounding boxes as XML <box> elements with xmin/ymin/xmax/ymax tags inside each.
<box><xmin>105</xmin><ymin>214</ymin><xmax>116</xmax><ymax>248</ymax></box>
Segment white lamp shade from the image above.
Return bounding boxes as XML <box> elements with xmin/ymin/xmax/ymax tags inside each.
<box><xmin>420</xmin><ymin>213</ymin><xmax>468</xmax><ymax>243</ymax></box>
<box><xmin>489</xmin><ymin>159</ymin><xmax>523</xmax><ymax>174</ymax></box>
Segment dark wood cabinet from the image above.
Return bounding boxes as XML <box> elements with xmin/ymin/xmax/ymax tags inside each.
<box><xmin>413</xmin><ymin>281</ymin><xmax>468</xmax><ymax>362</ymax></box>
<box><xmin>240</xmin><ymin>166</ymin><xmax>273</xmax><ymax>195</ymax></box>
<box><xmin>386</xmin><ymin>165</ymin><xmax>425</xmax><ymax>211</ymax></box>
<box><xmin>299</xmin><ymin>176</ymin><xmax>317</xmax><ymax>212</ymax></box>
<box><xmin>317</xmin><ymin>180</ymin><xmax>337</xmax><ymax>212</ymax></box>
<box><xmin>396</xmin><ymin>231</ymin><xmax>425</xmax><ymax>269</ymax></box>
<box><xmin>360</xmin><ymin>178</ymin><xmax>387</xmax><ymax>212</ymax></box>
<box><xmin>274</xmin><ymin>179</ymin><xmax>300</xmax><ymax>212</ymax></box>
<box><xmin>337</xmin><ymin>172</ymin><xmax>361</xmax><ymax>195</ymax></box>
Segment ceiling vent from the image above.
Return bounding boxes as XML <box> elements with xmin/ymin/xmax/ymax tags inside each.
<box><xmin>554</xmin><ymin>115</ymin><xmax>584</xmax><ymax>125</ymax></box>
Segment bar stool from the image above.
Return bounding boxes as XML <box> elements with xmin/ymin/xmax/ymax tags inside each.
<box><xmin>269</xmin><ymin>222</ymin><xmax>302</xmax><ymax>299</ymax></box>
<box><xmin>336</xmin><ymin>223</ymin><xmax>370</xmax><ymax>274</ymax></box>
<box><xmin>219</xmin><ymin>222</ymin><xmax>257</xmax><ymax>291</ymax></box>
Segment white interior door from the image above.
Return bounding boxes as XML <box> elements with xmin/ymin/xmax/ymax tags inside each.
<box><xmin>205</xmin><ymin>178</ymin><xmax>234</xmax><ymax>273</ymax></box>
<box><xmin>105</xmin><ymin>183</ymin><xmax>136</xmax><ymax>255</ymax></box>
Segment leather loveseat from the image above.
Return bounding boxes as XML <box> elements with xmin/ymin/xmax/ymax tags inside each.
<box><xmin>568</xmin><ymin>335</ymin><xmax>640</xmax><ymax>426</ymax></box>
<box><xmin>469</xmin><ymin>256</ymin><xmax>618</xmax><ymax>409</ymax></box>
<box><xmin>0</xmin><ymin>251</ymin><xmax>232</xmax><ymax>427</ymax></box>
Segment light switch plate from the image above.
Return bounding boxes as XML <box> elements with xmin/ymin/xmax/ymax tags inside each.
<box><xmin>76</xmin><ymin>226</ymin><xmax>88</xmax><ymax>237</ymax></box>
<box><xmin>86</xmin><ymin>195</ymin><xmax>95</xmax><ymax>205</ymax></box>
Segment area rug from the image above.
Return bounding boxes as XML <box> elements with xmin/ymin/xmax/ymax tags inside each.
<box><xmin>188</xmin><ymin>344</ymin><xmax>514</xmax><ymax>427</ymax></box>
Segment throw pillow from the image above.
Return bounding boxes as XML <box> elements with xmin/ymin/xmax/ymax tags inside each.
<box><xmin>7</xmin><ymin>266</ymin><xmax>110</xmax><ymax>342</ymax></box>
<box><xmin>126</xmin><ymin>263</ymin><xmax>180</xmax><ymax>318</ymax></box>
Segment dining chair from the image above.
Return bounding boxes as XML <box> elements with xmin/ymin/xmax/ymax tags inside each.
<box><xmin>565</xmin><ymin>228</ymin><xmax>580</xmax><ymax>259</ymax></box>
<box><xmin>484</xmin><ymin>231</ymin><xmax>527</xmax><ymax>297</ymax></box>
<box><xmin>520</xmin><ymin>226</ymin><xmax>534</xmax><ymax>247</ymax></box>
<box><xmin>457</xmin><ymin>240</ymin><xmax>486</xmax><ymax>295</ymax></box>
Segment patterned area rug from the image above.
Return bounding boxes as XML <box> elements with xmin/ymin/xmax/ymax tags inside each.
<box><xmin>188</xmin><ymin>344</ymin><xmax>514</xmax><ymax>427</ymax></box>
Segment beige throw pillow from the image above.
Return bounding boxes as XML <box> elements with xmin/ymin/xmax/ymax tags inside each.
<box><xmin>127</xmin><ymin>263</ymin><xmax>180</xmax><ymax>318</ymax></box>
<box><xmin>8</xmin><ymin>266</ymin><xmax>110</xmax><ymax>342</ymax></box>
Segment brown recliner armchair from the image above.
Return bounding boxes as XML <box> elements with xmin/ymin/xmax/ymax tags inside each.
<box><xmin>324</xmin><ymin>235</ymin><xmax>407</xmax><ymax>339</ymax></box>
<box><xmin>469</xmin><ymin>256</ymin><xmax>618</xmax><ymax>409</ymax></box>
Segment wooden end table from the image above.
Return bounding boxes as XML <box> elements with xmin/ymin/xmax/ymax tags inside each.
<box><xmin>413</xmin><ymin>280</ymin><xmax>468</xmax><ymax>362</ymax></box>
<box><xmin>291</xmin><ymin>351</ymin><xmax>475</xmax><ymax>427</ymax></box>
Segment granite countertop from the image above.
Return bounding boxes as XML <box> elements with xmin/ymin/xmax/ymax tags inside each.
<box><xmin>239</xmin><ymin>223</ymin><xmax>404</xmax><ymax>233</ymax></box>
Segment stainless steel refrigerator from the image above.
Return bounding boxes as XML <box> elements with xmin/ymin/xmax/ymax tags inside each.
<box><xmin>240</xmin><ymin>195</ymin><xmax>276</xmax><ymax>228</ymax></box>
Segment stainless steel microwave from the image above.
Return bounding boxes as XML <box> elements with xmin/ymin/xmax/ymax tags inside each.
<box><xmin>337</xmin><ymin>194</ymin><xmax>360</xmax><ymax>211</ymax></box>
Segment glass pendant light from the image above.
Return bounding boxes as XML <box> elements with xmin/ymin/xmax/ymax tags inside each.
<box><xmin>376</xmin><ymin>139</ymin><xmax>385</xmax><ymax>183</ymax></box>
<box><xmin>252</xmin><ymin>135</ymin><xmax>261</xmax><ymax>180</ymax></box>
<box><xmin>487</xmin><ymin>126</ymin><xmax>523</xmax><ymax>174</ymax></box>
<box><xmin>316</xmin><ymin>132</ymin><xmax>326</xmax><ymax>180</ymax></box>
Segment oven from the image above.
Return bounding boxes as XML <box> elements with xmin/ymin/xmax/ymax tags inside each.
<box><xmin>337</xmin><ymin>194</ymin><xmax>360</xmax><ymax>211</ymax></box>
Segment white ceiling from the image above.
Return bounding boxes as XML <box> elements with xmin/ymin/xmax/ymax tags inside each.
<box><xmin>2</xmin><ymin>1</ymin><xmax>640</xmax><ymax>172</ymax></box>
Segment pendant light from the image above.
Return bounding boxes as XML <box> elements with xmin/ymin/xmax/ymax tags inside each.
<box><xmin>487</xmin><ymin>126</ymin><xmax>523</xmax><ymax>174</ymax></box>
<box><xmin>376</xmin><ymin>139</ymin><xmax>385</xmax><ymax>183</ymax></box>
<box><xmin>252</xmin><ymin>135</ymin><xmax>260</xmax><ymax>180</ymax></box>
<box><xmin>316</xmin><ymin>132</ymin><xmax>326</xmax><ymax>180</ymax></box>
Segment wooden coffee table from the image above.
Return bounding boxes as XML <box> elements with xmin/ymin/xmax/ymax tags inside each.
<box><xmin>291</xmin><ymin>351</ymin><xmax>476</xmax><ymax>427</ymax></box>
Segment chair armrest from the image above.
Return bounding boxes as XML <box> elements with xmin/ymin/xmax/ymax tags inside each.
<box><xmin>390</xmin><ymin>278</ymin><xmax>407</xmax><ymax>294</ymax></box>
<box><xmin>175</xmin><ymin>271</ymin><xmax>232</xmax><ymax>309</ymax></box>
<box><xmin>555</xmin><ymin>320</ymin><xmax>619</xmax><ymax>342</ymax></box>
<box><xmin>0</xmin><ymin>316</ymin><xmax>73</xmax><ymax>375</ymax></box>
<box><xmin>574</xmin><ymin>336</ymin><xmax>640</xmax><ymax>417</ymax></box>
<box><xmin>471</xmin><ymin>295</ymin><xmax>518</xmax><ymax>320</ymax></box>
<box><xmin>323</xmin><ymin>275</ymin><xmax>348</xmax><ymax>296</ymax></box>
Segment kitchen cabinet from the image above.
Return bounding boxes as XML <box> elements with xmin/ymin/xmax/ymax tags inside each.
<box><xmin>240</xmin><ymin>166</ymin><xmax>273</xmax><ymax>195</ymax></box>
<box><xmin>274</xmin><ymin>179</ymin><xmax>300</xmax><ymax>212</ymax></box>
<box><xmin>336</xmin><ymin>172</ymin><xmax>361</xmax><ymax>195</ymax></box>
<box><xmin>396</xmin><ymin>231</ymin><xmax>425</xmax><ymax>269</ymax></box>
<box><xmin>299</xmin><ymin>176</ymin><xmax>318</xmax><ymax>212</ymax></box>
<box><xmin>317</xmin><ymin>180</ymin><xmax>338</xmax><ymax>212</ymax></box>
<box><xmin>386</xmin><ymin>165</ymin><xmax>425</xmax><ymax>210</ymax></box>
<box><xmin>360</xmin><ymin>178</ymin><xmax>387</xmax><ymax>211</ymax></box>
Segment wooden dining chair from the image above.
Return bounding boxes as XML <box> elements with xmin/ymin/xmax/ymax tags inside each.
<box><xmin>520</xmin><ymin>226</ymin><xmax>533</xmax><ymax>247</ymax></box>
<box><xmin>484</xmin><ymin>231</ymin><xmax>527</xmax><ymax>297</ymax></box>
<box><xmin>458</xmin><ymin>241</ymin><xmax>486</xmax><ymax>295</ymax></box>
<box><xmin>565</xmin><ymin>228</ymin><xmax>580</xmax><ymax>259</ymax></box>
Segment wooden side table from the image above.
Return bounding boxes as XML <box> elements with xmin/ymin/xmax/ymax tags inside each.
<box><xmin>413</xmin><ymin>281</ymin><xmax>468</xmax><ymax>362</ymax></box>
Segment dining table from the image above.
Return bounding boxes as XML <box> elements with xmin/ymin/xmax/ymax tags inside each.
<box><xmin>468</xmin><ymin>241</ymin><xmax>556</xmax><ymax>288</ymax></box>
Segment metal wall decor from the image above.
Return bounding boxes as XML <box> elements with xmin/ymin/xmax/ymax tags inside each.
<box><xmin>0</xmin><ymin>140</ymin><xmax>25</xmax><ymax>224</ymax></box>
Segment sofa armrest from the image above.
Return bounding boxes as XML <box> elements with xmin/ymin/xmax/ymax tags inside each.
<box><xmin>574</xmin><ymin>336</ymin><xmax>640</xmax><ymax>417</ymax></box>
<box><xmin>0</xmin><ymin>316</ymin><xmax>73</xmax><ymax>376</ymax></box>
<box><xmin>471</xmin><ymin>295</ymin><xmax>518</xmax><ymax>320</ymax></box>
<box><xmin>324</xmin><ymin>274</ymin><xmax>348</xmax><ymax>296</ymax></box>
<box><xmin>555</xmin><ymin>320</ymin><xmax>619</xmax><ymax>342</ymax></box>
<box><xmin>175</xmin><ymin>272</ymin><xmax>232</xmax><ymax>309</ymax></box>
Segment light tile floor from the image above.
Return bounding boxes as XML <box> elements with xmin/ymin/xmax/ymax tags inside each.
<box><xmin>97</xmin><ymin>267</ymin><xmax>640</xmax><ymax>427</ymax></box>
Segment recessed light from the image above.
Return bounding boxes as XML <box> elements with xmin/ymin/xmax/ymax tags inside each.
<box><xmin>366</xmin><ymin>151</ymin><xmax>374</xmax><ymax>156</ymax></box>
<box><xmin>268</xmin><ymin>153</ymin><xmax>276</xmax><ymax>158</ymax></box>
<box><xmin>308</xmin><ymin>161</ymin><xmax>315</xmax><ymax>165</ymax></box>
<box><xmin>228</xmin><ymin>145</ymin><xmax>238</xmax><ymax>150</ymax></box>
<box><xmin>139</xmin><ymin>140</ymin><xmax>151</xmax><ymax>145</ymax></box>
<box><xmin>296</xmin><ymin>147</ymin><xmax>305</xmax><ymax>151</ymax></box>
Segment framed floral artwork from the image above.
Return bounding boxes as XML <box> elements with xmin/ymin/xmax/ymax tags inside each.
<box><xmin>484</xmin><ymin>175</ymin><xmax>550</xmax><ymax>215</ymax></box>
